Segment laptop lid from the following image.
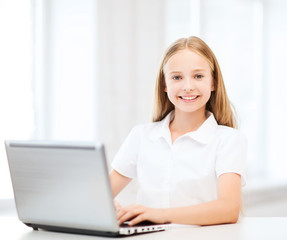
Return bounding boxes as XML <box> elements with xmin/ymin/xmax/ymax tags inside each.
<box><xmin>5</xmin><ymin>140</ymin><xmax>120</xmax><ymax>236</ymax></box>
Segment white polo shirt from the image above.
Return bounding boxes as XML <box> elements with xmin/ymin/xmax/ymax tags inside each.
<box><xmin>111</xmin><ymin>111</ymin><xmax>247</xmax><ymax>208</ymax></box>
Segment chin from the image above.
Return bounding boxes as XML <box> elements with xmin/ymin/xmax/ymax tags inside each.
<box><xmin>175</xmin><ymin>106</ymin><xmax>206</xmax><ymax>115</ymax></box>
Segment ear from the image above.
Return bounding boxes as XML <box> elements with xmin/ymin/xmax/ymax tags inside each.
<box><xmin>163</xmin><ymin>80</ymin><xmax>167</xmax><ymax>92</ymax></box>
<box><xmin>211</xmin><ymin>79</ymin><xmax>215</xmax><ymax>92</ymax></box>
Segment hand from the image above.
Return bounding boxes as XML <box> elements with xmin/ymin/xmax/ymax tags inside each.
<box><xmin>117</xmin><ymin>204</ymin><xmax>169</xmax><ymax>226</ymax></box>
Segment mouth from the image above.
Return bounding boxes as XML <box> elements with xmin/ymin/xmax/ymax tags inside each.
<box><xmin>179</xmin><ymin>96</ymin><xmax>199</xmax><ymax>100</ymax></box>
<box><xmin>179</xmin><ymin>95</ymin><xmax>200</xmax><ymax>102</ymax></box>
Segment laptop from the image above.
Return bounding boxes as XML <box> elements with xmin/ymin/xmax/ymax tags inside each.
<box><xmin>5</xmin><ymin>140</ymin><xmax>169</xmax><ymax>237</ymax></box>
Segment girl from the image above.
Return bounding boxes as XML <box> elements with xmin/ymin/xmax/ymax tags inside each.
<box><xmin>110</xmin><ymin>36</ymin><xmax>246</xmax><ymax>226</ymax></box>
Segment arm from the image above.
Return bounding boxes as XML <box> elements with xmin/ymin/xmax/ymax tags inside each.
<box><xmin>110</xmin><ymin>169</ymin><xmax>132</xmax><ymax>198</ymax></box>
<box><xmin>166</xmin><ymin>172</ymin><xmax>242</xmax><ymax>225</ymax></box>
<box><xmin>118</xmin><ymin>173</ymin><xmax>242</xmax><ymax>226</ymax></box>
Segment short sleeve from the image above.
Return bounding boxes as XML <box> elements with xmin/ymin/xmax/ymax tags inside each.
<box><xmin>215</xmin><ymin>130</ymin><xmax>247</xmax><ymax>186</ymax></box>
<box><xmin>111</xmin><ymin>125</ymin><xmax>143</xmax><ymax>179</ymax></box>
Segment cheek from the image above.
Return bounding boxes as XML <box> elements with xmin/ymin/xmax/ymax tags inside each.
<box><xmin>164</xmin><ymin>83</ymin><xmax>178</xmax><ymax>103</ymax></box>
<box><xmin>198</xmin><ymin>82</ymin><xmax>213</xmax><ymax>97</ymax></box>
<box><xmin>164</xmin><ymin>81</ymin><xmax>172</xmax><ymax>93</ymax></box>
<box><xmin>165</xmin><ymin>83</ymin><xmax>179</xmax><ymax>97</ymax></box>
<box><xmin>202</xmin><ymin>78</ymin><xmax>214</xmax><ymax>91</ymax></box>
<box><xmin>164</xmin><ymin>79</ymin><xmax>169</xmax><ymax>92</ymax></box>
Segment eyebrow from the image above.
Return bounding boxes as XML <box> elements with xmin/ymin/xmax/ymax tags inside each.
<box><xmin>192</xmin><ymin>68</ymin><xmax>207</xmax><ymax>72</ymax></box>
<box><xmin>166</xmin><ymin>71</ymin><xmax>181</xmax><ymax>75</ymax></box>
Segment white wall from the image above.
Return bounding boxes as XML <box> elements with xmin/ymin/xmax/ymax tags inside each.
<box><xmin>266</xmin><ymin>0</ymin><xmax>287</xmax><ymax>179</ymax></box>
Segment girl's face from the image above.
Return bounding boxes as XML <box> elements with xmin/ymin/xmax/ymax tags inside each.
<box><xmin>163</xmin><ymin>49</ymin><xmax>214</xmax><ymax>116</ymax></box>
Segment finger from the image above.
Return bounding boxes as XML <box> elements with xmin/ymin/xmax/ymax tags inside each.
<box><xmin>116</xmin><ymin>206</ymin><xmax>121</xmax><ymax>213</ymax></box>
<box><xmin>118</xmin><ymin>212</ymin><xmax>136</xmax><ymax>225</ymax></box>
<box><xmin>114</xmin><ymin>200</ymin><xmax>122</xmax><ymax>212</ymax></box>
<box><xmin>117</xmin><ymin>208</ymin><xmax>127</xmax><ymax>220</ymax></box>
<box><xmin>128</xmin><ymin>214</ymin><xmax>146</xmax><ymax>226</ymax></box>
<box><xmin>118</xmin><ymin>208</ymin><xmax>142</xmax><ymax>225</ymax></box>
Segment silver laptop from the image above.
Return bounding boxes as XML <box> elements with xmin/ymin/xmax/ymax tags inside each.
<box><xmin>5</xmin><ymin>140</ymin><xmax>168</xmax><ymax>237</ymax></box>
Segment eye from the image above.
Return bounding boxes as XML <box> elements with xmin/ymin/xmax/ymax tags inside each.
<box><xmin>195</xmin><ymin>74</ymin><xmax>203</xmax><ymax>79</ymax></box>
<box><xmin>172</xmin><ymin>75</ymin><xmax>182</xmax><ymax>80</ymax></box>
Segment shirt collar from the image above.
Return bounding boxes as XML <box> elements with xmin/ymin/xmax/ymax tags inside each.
<box><xmin>149</xmin><ymin>110</ymin><xmax>218</xmax><ymax>144</ymax></box>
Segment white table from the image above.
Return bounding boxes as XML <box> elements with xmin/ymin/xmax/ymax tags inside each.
<box><xmin>1</xmin><ymin>217</ymin><xmax>287</xmax><ymax>240</ymax></box>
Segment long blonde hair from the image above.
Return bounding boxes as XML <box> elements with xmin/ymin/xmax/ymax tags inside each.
<box><xmin>152</xmin><ymin>36</ymin><xmax>237</xmax><ymax>128</ymax></box>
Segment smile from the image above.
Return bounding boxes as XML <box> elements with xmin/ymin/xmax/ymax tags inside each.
<box><xmin>180</xmin><ymin>96</ymin><xmax>198</xmax><ymax>100</ymax></box>
<box><xmin>178</xmin><ymin>95</ymin><xmax>200</xmax><ymax>103</ymax></box>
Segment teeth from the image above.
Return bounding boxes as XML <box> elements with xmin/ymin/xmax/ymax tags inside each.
<box><xmin>181</xmin><ymin>96</ymin><xmax>198</xmax><ymax>100</ymax></box>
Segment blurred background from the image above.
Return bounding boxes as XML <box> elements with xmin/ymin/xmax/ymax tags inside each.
<box><xmin>0</xmin><ymin>0</ymin><xmax>287</xmax><ymax>217</ymax></box>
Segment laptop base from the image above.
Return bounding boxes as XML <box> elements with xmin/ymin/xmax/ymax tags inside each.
<box><xmin>24</xmin><ymin>222</ymin><xmax>167</xmax><ymax>237</ymax></box>
<box><xmin>25</xmin><ymin>223</ymin><xmax>121</xmax><ymax>237</ymax></box>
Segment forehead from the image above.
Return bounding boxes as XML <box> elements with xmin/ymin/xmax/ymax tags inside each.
<box><xmin>164</xmin><ymin>49</ymin><xmax>211</xmax><ymax>73</ymax></box>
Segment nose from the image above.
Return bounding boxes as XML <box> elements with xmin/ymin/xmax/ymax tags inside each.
<box><xmin>183</xmin><ymin>79</ymin><xmax>195</xmax><ymax>92</ymax></box>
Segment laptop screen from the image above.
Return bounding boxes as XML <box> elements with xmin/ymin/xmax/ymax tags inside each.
<box><xmin>5</xmin><ymin>140</ymin><xmax>119</xmax><ymax>233</ymax></box>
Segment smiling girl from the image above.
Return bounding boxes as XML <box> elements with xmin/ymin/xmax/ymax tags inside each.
<box><xmin>110</xmin><ymin>36</ymin><xmax>246</xmax><ymax>226</ymax></box>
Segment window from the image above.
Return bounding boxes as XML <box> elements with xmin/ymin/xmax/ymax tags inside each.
<box><xmin>32</xmin><ymin>0</ymin><xmax>97</xmax><ymax>141</ymax></box>
<box><xmin>0</xmin><ymin>0</ymin><xmax>98</xmax><ymax>198</ymax></box>
<box><xmin>0</xmin><ymin>0</ymin><xmax>33</xmax><ymax>198</ymax></box>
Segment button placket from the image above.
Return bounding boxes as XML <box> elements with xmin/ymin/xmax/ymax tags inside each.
<box><xmin>165</xmin><ymin>143</ymin><xmax>179</xmax><ymax>208</ymax></box>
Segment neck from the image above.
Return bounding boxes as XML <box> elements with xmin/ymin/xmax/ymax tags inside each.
<box><xmin>170</xmin><ymin>108</ymin><xmax>207</xmax><ymax>134</ymax></box>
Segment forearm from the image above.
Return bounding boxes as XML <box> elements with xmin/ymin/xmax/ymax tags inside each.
<box><xmin>117</xmin><ymin>174</ymin><xmax>242</xmax><ymax>226</ymax></box>
<box><xmin>110</xmin><ymin>170</ymin><xmax>132</xmax><ymax>197</ymax></box>
<box><xmin>165</xmin><ymin>199</ymin><xmax>240</xmax><ymax>226</ymax></box>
